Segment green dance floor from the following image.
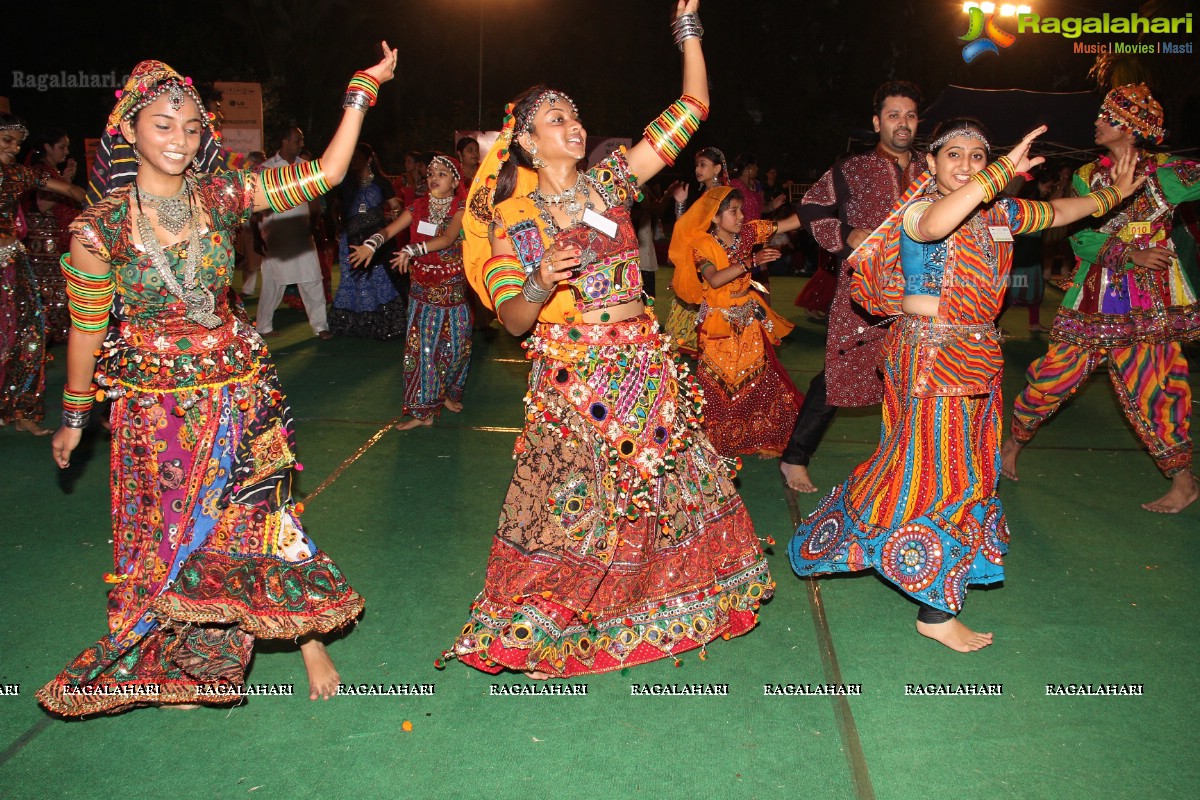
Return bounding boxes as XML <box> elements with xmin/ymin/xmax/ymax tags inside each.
<box><xmin>1</xmin><ymin>273</ymin><xmax>1196</xmax><ymax>799</ymax></box>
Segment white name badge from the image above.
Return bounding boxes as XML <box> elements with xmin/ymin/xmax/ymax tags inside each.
<box><xmin>582</xmin><ymin>208</ymin><xmax>618</xmax><ymax>238</ymax></box>
<box><xmin>988</xmin><ymin>225</ymin><xmax>1014</xmax><ymax>243</ymax></box>
<box><xmin>417</xmin><ymin>221</ymin><xmax>439</xmax><ymax>237</ymax></box>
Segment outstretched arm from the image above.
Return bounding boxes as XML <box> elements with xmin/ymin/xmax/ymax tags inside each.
<box><xmin>625</xmin><ymin>0</ymin><xmax>708</xmax><ymax>185</ymax></box>
<box><xmin>392</xmin><ymin>209</ymin><xmax>466</xmax><ymax>272</ymax></box>
<box><xmin>348</xmin><ymin>209</ymin><xmax>411</xmax><ymax>268</ymax></box>
<box><xmin>913</xmin><ymin>126</ymin><xmax>1048</xmax><ymax>242</ymax></box>
<box><xmin>251</xmin><ymin>42</ymin><xmax>398</xmax><ymax>213</ymax></box>
<box><xmin>42</xmin><ymin>176</ymin><xmax>85</xmax><ymax>206</ymax></box>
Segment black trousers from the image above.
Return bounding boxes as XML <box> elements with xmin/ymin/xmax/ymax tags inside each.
<box><xmin>781</xmin><ymin>371</ymin><xmax>839</xmax><ymax>466</ymax></box>
<box><xmin>917</xmin><ymin>603</ymin><xmax>954</xmax><ymax>624</ymax></box>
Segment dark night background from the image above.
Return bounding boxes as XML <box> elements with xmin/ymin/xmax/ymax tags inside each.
<box><xmin>3</xmin><ymin>0</ymin><xmax>1197</xmax><ymax>181</ymax></box>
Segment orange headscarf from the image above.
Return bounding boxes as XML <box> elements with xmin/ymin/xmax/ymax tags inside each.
<box><xmin>668</xmin><ymin>185</ymin><xmax>732</xmax><ymax>305</ymax></box>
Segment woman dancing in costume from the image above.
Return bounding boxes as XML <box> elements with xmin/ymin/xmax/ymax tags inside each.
<box><xmin>670</xmin><ymin>186</ymin><xmax>803</xmax><ymax>456</ymax></box>
<box><xmin>39</xmin><ymin>46</ymin><xmax>397</xmax><ymax>715</ymax></box>
<box><xmin>788</xmin><ymin>120</ymin><xmax>1143</xmax><ymax>652</ymax></box>
<box><xmin>349</xmin><ymin>153</ymin><xmax>471</xmax><ymax>429</ymax></box>
<box><xmin>22</xmin><ymin>127</ymin><xmax>80</xmax><ymax>343</ymax></box>
<box><xmin>329</xmin><ymin>142</ymin><xmax>407</xmax><ymax>339</ymax></box>
<box><xmin>665</xmin><ymin>146</ymin><xmax>728</xmax><ymax>355</ymax></box>
<box><xmin>1</xmin><ymin>115</ymin><xmax>85</xmax><ymax>436</ymax></box>
<box><xmin>445</xmin><ymin>0</ymin><xmax>772</xmax><ymax>679</ymax></box>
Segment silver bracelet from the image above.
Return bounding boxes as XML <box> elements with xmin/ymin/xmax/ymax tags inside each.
<box><xmin>363</xmin><ymin>232</ymin><xmax>386</xmax><ymax>251</ymax></box>
<box><xmin>521</xmin><ymin>274</ymin><xmax>553</xmax><ymax>304</ymax></box>
<box><xmin>62</xmin><ymin>409</ymin><xmax>90</xmax><ymax>429</ymax></box>
<box><xmin>403</xmin><ymin>242</ymin><xmax>428</xmax><ymax>259</ymax></box>
<box><xmin>674</xmin><ymin>200</ymin><xmax>686</xmax><ymax>217</ymax></box>
<box><xmin>672</xmin><ymin>12</ymin><xmax>704</xmax><ymax>49</ymax></box>
<box><xmin>343</xmin><ymin>91</ymin><xmax>371</xmax><ymax>112</ymax></box>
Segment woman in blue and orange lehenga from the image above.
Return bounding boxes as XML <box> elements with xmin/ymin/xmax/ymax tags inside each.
<box><xmin>39</xmin><ymin>47</ymin><xmax>398</xmax><ymax>715</ymax></box>
<box><xmin>788</xmin><ymin>119</ymin><xmax>1144</xmax><ymax>652</ymax></box>
<box><xmin>446</xmin><ymin>0</ymin><xmax>773</xmax><ymax>679</ymax></box>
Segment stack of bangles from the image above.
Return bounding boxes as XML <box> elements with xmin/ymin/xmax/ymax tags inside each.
<box><xmin>521</xmin><ymin>270</ymin><xmax>553</xmax><ymax>305</ymax></box>
<box><xmin>969</xmin><ymin>156</ymin><xmax>1017</xmax><ymax>203</ymax></box>
<box><xmin>260</xmin><ymin>160</ymin><xmax>331</xmax><ymax>213</ymax></box>
<box><xmin>401</xmin><ymin>242</ymin><xmax>428</xmax><ymax>259</ymax></box>
<box><xmin>362</xmin><ymin>232</ymin><xmax>386</xmax><ymax>251</ymax></box>
<box><xmin>1089</xmin><ymin>185</ymin><xmax>1124</xmax><ymax>217</ymax></box>
<box><xmin>344</xmin><ymin>71</ymin><xmax>379</xmax><ymax>113</ymax></box>
<box><xmin>672</xmin><ymin>12</ymin><xmax>703</xmax><ymax>49</ymax></box>
<box><xmin>62</xmin><ymin>387</ymin><xmax>95</xmax><ymax>429</ymax></box>
<box><xmin>643</xmin><ymin>94</ymin><xmax>710</xmax><ymax>167</ymax></box>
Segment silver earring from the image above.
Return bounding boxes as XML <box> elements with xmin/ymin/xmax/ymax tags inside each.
<box><xmin>133</xmin><ymin>145</ymin><xmax>142</xmax><ymax>166</ymax></box>
<box><xmin>528</xmin><ymin>143</ymin><xmax>547</xmax><ymax>169</ymax></box>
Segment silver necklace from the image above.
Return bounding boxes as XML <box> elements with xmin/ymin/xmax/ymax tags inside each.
<box><xmin>134</xmin><ymin>184</ymin><xmax>221</xmax><ymax>329</ymax></box>
<box><xmin>530</xmin><ymin>172</ymin><xmax>595</xmax><ymax>236</ymax></box>
<box><xmin>136</xmin><ymin>180</ymin><xmax>192</xmax><ymax>235</ymax></box>
<box><xmin>428</xmin><ymin>194</ymin><xmax>453</xmax><ymax>227</ymax></box>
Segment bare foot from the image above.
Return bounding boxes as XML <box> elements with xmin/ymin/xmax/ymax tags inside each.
<box><xmin>15</xmin><ymin>419</ymin><xmax>52</xmax><ymax>436</ymax></box>
<box><xmin>1142</xmin><ymin>472</ymin><xmax>1200</xmax><ymax>514</ymax></box>
<box><xmin>394</xmin><ymin>416</ymin><xmax>434</xmax><ymax>431</ymax></box>
<box><xmin>300</xmin><ymin>637</ymin><xmax>340</xmax><ymax>700</ymax></box>
<box><xmin>443</xmin><ymin>398</ymin><xmax>464</xmax><ymax>413</ymax></box>
<box><xmin>781</xmin><ymin>462</ymin><xmax>819</xmax><ymax>493</ymax></box>
<box><xmin>524</xmin><ymin>670</ymin><xmax>552</xmax><ymax>681</ymax></box>
<box><xmin>916</xmin><ymin>618</ymin><xmax>994</xmax><ymax>652</ymax></box>
<box><xmin>1028</xmin><ymin>323</ymin><xmax>1048</xmax><ymax>333</ymax></box>
<box><xmin>1000</xmin><ymin>438</ymin><xmax>1022</xmax><ymax>481</ymax></box>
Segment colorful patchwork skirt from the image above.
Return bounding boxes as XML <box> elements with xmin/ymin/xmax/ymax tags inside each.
<box><xmin>788</xmin><ymin>317</ymin><xmax>1009</xmax><ymax>614</ymax></box>
<box><xmin>452</xmin><ymin>315</ymin><xmax>772</xmax><ymax>676</ymax></box>
<box><xmin>38</xmin><ymin>315</ymin><xmax>363</xmax><ymax>715</ymax></box>
<box><xmin>403</xmin><ymin>276</ymin><xmax>473</xmax><ymax>419</ymax></box>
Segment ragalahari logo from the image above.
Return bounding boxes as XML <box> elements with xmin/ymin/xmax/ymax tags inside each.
<box><xmin>959</xmin><ymin>3</ymin><xmax>1022</xmax><ymax>62</ymax></box>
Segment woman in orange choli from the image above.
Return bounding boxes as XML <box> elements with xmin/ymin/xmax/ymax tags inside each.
<box><xmin>670</xmin><ymin>185</ymin><xmax>803</xmax><ymax>456</ymax></box>
<box><xmin>448</xmin><ymin>0</ymin><xmax>773</xmax><ymax>679</ymax></box>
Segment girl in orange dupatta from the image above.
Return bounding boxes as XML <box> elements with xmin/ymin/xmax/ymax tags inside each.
<box><xmin>670</xmin><ymin>186</ymin><xmax>803</xmax><ymax>456</ymax></box>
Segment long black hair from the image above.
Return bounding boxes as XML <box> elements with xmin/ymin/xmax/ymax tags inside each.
<box><xmin>493</xmin><ymin>85</ymin><xmax>550</xmax><ymax>206</ymax></box>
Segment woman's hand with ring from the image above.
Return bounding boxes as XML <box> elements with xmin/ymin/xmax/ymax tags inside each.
<box><xmin>535</xmin><ymin>246</ymin><xmax>581</xmax><ymax>289</ymax></box>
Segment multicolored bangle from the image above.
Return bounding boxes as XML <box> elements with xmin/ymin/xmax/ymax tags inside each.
<box><xmin>346</xmin><ymin>72</ymin><xmax>380</xmax><ymax>106</ymax></box>
<box><xmin>483</xmin><ymin>254</ymin><xmax>525</xmax><ymax>309</ymax></box>
<box><xmin>260</xmin><ymin>159</ymin><xmax>331</xmax><ymax>213</ymax></box>
<box><xmin>61</xmin><ymin>254</ymin><xmax>115</xmax><ymax>333</ymax></box>
<box><xmin>970</xmin><ymin>156</ymin><xmax>1017</xmax><ymax>203</ymax></box>
<box><xmin>63</xmin><ymin>386</ymin><xmax>95</xmax><ymax>429</ymax></box>
<box><xmin>1088</xmin><ymin>185</ymin><xmax>1124</xmax><ymax>217</ymax></box>
<box><xmin>643</xmin><ymin>96</ymin><xmax>708</xmax><ymax>167</ymax></box>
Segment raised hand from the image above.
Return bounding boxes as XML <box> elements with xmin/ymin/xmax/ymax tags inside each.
<box><xmin>363</xmin><ymin>41</ymin><xmax>399</xmax><ymax>85</ymax></box>
<box><xmin>1109</xmin><ymin>148</ymin><xmax>1147</xmax><ymax>200</ymax></box>
<box><xmin>1004</xmin><ymin>125</ymin><xmax>1048</xmax><ymax>174</ymax></box>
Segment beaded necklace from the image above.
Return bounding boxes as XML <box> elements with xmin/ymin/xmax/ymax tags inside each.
<box><xmin>134</xmin><ymin>179</ymin><xmax>221</xmax><ymax>329</ymax></box>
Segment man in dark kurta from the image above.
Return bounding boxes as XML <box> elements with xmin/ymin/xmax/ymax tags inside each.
<box><xmin>781</xmin><ymin>81</ymin><xmax>925</xmax><ymax>492</ymax></box>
